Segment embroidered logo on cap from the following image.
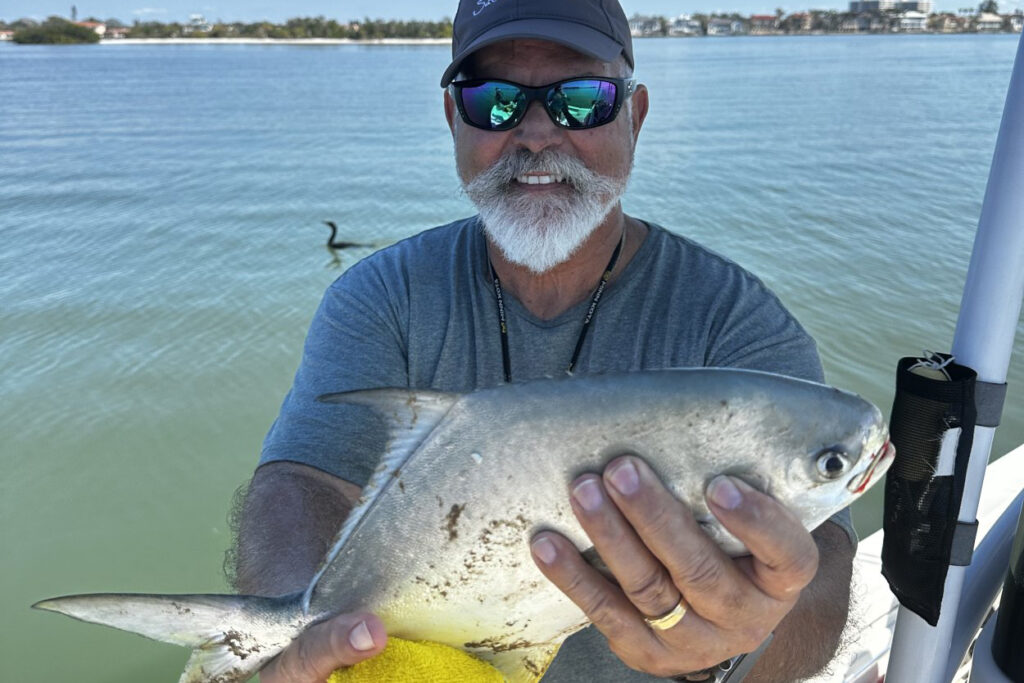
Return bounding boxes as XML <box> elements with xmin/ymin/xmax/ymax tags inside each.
<box><xmin>473</xmin><ymin>0</ymin><xmax>502</xmax><ymax>16</ymax></box>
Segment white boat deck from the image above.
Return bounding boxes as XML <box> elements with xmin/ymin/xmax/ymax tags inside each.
<box><xmin>807</xmin><ymin>444</ymin><xmax>1024</xmax><ymax>683</ymax></box>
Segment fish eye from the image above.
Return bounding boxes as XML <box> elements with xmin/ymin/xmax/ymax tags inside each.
<box><xmin>815</xmin><ymin>449</ymin><xmax>849</xmax><ymax>480</ymax></box>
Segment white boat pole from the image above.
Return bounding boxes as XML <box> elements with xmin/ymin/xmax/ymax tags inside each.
<box><xmin>885</xmin><ymin>31</ymin><xmax>1024</xmax><ymax>683</ymax></box>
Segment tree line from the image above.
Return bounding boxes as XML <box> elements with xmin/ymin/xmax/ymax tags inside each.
<box><xmin>3</xmin><ymin>15</ymin><xmax>454</xmax><ymax>42</ymax></box>
<box><xmin>9</xmin><ymin>17</ymin><xmax>100</xmax><ymax>43</ymax></box>
<box><xmin>127</xmin><ymin>17</ymin><xmax>453</xmax><ymax>39</ymax></box>
<box><xmin>4</xmin><ymin>7</ymin><xmax>1017</xmax><ymax>45</ymax></box>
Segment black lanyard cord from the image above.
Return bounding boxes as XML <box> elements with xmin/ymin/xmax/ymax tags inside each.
<box><xmin>488</xmin><ymin>229</ymin><xmax>625</xmax><ymax>383</ymax></box>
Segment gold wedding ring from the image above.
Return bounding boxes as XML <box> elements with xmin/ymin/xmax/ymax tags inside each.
<box><xmin>644</xmin><ymin>598</ymin><xmax>688</xmax><ymax>631</ymax></box>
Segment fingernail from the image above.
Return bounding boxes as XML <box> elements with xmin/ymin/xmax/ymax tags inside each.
<box><xmin>349</xmin><ymin>620</ymin><xmax>376</xmax><ymax>651</ymax></box>
<box><xmin>571</xmin><ymin>478</ymin><xmax>604</xmax><ymax>512</ymax></box>
<box><xmin>607</xmin><ymin>459</ymin><xmax>639</xmax><ymax>496</ymax></box>
<box><xmin>708</xmin><ymin>476</ymin><xmax>743</xmax><ymax>510</ymax></box>
<box><xmin>532</xmin><ymin>536</ymin><xmax>558</xmax><ymax>564</ymax></box>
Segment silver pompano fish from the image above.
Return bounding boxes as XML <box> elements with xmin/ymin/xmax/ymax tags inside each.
<box><xmin>35</xmin><ymin>368</ymin><xmax>894</xmax><ymax>683</ymax></box>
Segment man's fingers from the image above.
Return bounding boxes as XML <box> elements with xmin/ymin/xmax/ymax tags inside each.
<box><xmin>601</xmin><ymin>457</ymin><xmax>758</xmax><ymax>625</ymax></box>
<box><xmin>706</xmin><ymin>475</ymin><xmax>819</xmax><ymax>601</ymax></box>
<box><xmin>568</xmin><ymin>474</ymin><xmax>681</xmax><ymax>619</ymax></box>
<box><xmin>260</xmin><ymin>612</ymin><xmax>387</xmax><ymax>683</ymax></box>
<box><xmin>530</xmin><ymin>530</ymin><xmax>734</xmax><ymax>676</ymax></box>
<box><xmin>530</xmin><ymin>531</ymin><xmax>661</xmax><ymax>651</ymax></box>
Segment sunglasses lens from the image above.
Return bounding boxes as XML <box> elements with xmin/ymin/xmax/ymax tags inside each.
<box><xmin>547</xmin><ymin>80</ymin><xmax>618</xmax><ymax>128</ymax></box>
<box><xmin>459</xmin><ymin>82</ymin><xmax>525</xmax><ymax>130</ymax></box>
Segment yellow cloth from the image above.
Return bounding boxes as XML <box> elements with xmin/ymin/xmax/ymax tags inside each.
<box><xmin>327</xmin><ymin>637</ymin><xmax>506</xmax><ymax>683</ymax></box>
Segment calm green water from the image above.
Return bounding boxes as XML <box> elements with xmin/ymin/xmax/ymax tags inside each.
<box><xmin>2</xmin><ymin>35</ymin><xmax>1022</xmax><ymax>682</ymax></box>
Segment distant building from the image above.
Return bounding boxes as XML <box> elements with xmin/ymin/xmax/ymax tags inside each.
<box><xmin>841</xmin><ymin>12</ymin><xmax>889</xmax><ymax>31</ymax></box>
<box><xmin>105</xmin><ymin>27</ymin><xmax>130</xmax><ymax>39</ymax></box>
<box><xmin>897</xmin><ymin>0</ymin><xmax>933</xmax><ymax>12</ymax></box>
<box><xmin>628</xmin><ymin>16</ymin><xmax>661</xmax><ymax>36</ymax></box>
<box><xmin>898</xmin><ymin>11</ymin><xmax>929</xmax><ymax>31</ymax></box>
<box><xmin>850</xmin><ymin>0</ymin><xmax>932</xmax><ymax>11</ymax></box>
<box><xmin>0</xmin><ymin>29</ymin><xmax>13</xmax><ymax>40</ymax></box>
<box><xmin>841</xmin><ymin>14</ymin><xmax>863</xmax><ymax>31</ymax></box>
<box><xmin>707</xmin><ymin>18</ymin><xmax>731</xmax><ymax>35</ymax></box>
<box><xmin>781</xmin><ymin>12</ymin><xmax>814</xmax><ymax>32</ymax></box>
<box><xmin>181</xmin><ymin>14</ymin><xmax>213</xmax><ymax>34</ymax></box>
<box><xmin>707</xmin><ymin>18</ymin><xmax>745</xmax><ymax>35</ymax></box>
<box><xmin>976</xmin><ymin>12</ymin><xmax>1004</xmax><ymax>30</ymax></box>
<box><xmin>1011</xmin><ymin>13</ymin><xmax>1023</xmax><ymax>31</ymax></box>
<box><xmin>933</xmin><ymin>13</ymin><xmax>967</xmax><ymax>32</ymax></box>
<box><xmin>750</xmin><ymin>14</ymin><xmax>780</xmax><ymax>33</ymax></box>
<box><xmin>76</xmin><ymin>21</ymin><xmax>106</xmax><ymax>36</ymax></box>
<box><xmin>849</xmin><ymin>0</ymin><xmax>894</xmax><ymax>12</ymax></box>
<box><xmin>668</xmin><ymin>14</ymin><xmax>703</xmax><ymax>35</ymax></box>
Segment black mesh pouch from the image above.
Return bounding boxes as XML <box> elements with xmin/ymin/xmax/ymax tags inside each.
<box><xmin>881</xmin><ymin>354</ymin><xmax>977</xmax><ymax>626</ymax></box>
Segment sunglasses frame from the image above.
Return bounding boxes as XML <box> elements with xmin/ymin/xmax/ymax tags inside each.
<box><xmin>449</xmin><ymin>76</ymin><xmax>637</xmax><ymax>132</ymax></box>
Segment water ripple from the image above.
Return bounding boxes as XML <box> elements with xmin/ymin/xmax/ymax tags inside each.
<box><xmin>2</xmin><ymin>36</ymin><xmax>1022</xmax><ymax>683</ymax></box>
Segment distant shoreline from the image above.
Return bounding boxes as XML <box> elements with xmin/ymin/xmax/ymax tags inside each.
<box><xmin>99</xmin><ymin>37</ymin><xmax>452</xmax><ymax>45</ymax></box>
<box><xmin>3</xmin><ymin>33</ymin><xmax>1012</xmax><ymax>47</ymax></box>
<box><xmin>86</xmin><ymin>33</ymin><xmax>1020</xmax><ymax>46</ymax></box>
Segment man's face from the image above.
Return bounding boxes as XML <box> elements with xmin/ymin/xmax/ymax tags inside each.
<box><xmin>445</xmin><ymin>39</ymin><xmax>648</xmax><ymax>273</ymax></box>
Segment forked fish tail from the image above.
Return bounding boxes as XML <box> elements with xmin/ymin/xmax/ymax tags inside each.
<box><xmin>33</xmin><ymin>591</ymin><xmax>311</xmax><ymax>683</ymax></box>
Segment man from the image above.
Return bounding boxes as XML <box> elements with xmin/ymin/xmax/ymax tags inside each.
<box><xmin>234</xmin><ymin>1</ymin><xmax>856</xmax><ymax>681</ymax></box>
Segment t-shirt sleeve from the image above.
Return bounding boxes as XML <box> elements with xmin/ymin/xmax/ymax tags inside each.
<box><xmin>702</xmin><ymin>268</ymin><xmax>857</xmax><ymax>548</ymax></box>
<box><xmin>259</xmin><ymin>261</ymin><xmax>409</xmax><ymax>486</ymax></box>
<box><xmin>703</xmin><ymin>268</ymin><xmax>824</xmax><ymax>384</ymax></box>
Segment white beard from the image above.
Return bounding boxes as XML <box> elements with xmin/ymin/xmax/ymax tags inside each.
<box><xmin>463</xmin><ymin>149</ymin><xmax>629</xmax><ymax>273</ymax></box>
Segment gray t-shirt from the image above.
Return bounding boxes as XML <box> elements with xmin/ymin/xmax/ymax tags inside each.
<box><xmin>260</xmin><ymin>216</ymin><xmax>853</xmax><ymax>681</ymax></box>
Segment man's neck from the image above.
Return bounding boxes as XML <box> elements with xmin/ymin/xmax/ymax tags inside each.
<box><xmin>486</xmin><ymin>209</ymin><xmax>649</xmax><ymax>320</ymax></box>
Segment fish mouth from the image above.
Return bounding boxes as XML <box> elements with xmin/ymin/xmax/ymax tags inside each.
<box><xmin>846</xmin><ymin>438</ymin><xmax>895</xmax><ymax>494</ymax></box>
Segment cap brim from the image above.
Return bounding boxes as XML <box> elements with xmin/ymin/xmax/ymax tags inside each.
<box><xmin>440</xmin><ymin>18</ymin><xmax>625</xmax><ymax>87</ymax></box>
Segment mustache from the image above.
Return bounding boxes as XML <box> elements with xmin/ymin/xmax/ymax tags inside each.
<box><xmin>464</xmin><ymin>149</ymin><xmax>622</xmax><ymax>198</ymax></box>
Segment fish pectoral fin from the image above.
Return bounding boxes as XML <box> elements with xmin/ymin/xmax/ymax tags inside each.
<box><xmin>301</xmin><ymin>388</ymin><xmax>461</xmax><ymax>612</ymax></box>
<box><xmin>317</xmin><ymin>387</ymin><xmax>458</xmax><ymax>415</ymax></box>
<box><xmin>481</xmin><ymin>643</ymin><xmax>562</xmax><ymax>683</ymax></box>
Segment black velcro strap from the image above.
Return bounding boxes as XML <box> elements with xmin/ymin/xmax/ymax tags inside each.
<box><xmin>882</xmin><ymin>355</ymin><xmax>977</xmax><ymax>625</ymax></box>
<box><xmin>949</xmin><ymin>521</ymin><xmax>979</xmax><ymax>566</ymax></box>
<box><xmin>975</xmin><ymin>381</ymin><xmax>1008</xmax><ymax>427</ymax></box>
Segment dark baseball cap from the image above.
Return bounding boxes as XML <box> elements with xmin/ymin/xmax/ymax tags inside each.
<box><xmin>440</xmin><ymin>0</ymin><xmax>634</xmax><ymax>87</ymax></box>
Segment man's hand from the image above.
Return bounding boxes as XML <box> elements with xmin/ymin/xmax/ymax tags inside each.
<box><xmin>260</xmin><ymin>612</ymin><xmax>388</xmax><ymax>683</ymax></box>
<box><xmin>529</xmin><ymin>455</ymin><xmax>821</xmax><ymax>679</ymax></box>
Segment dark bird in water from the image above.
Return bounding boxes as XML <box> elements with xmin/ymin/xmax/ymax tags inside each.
<box><xmin>324</xmin><ymin>221</ymin><xmax>368</xmax><ymax>250</ymax></box>
<box><xmin>323</xmin><ymin>221</ymin><xmax>371</xmax><ymax>268</ymax></box>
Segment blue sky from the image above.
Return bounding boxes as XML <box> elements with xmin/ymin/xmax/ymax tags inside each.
<box><xmin>2</xmin><ymin>0</ymin><xmax>1009</xmax><ymax>23</ymax></box>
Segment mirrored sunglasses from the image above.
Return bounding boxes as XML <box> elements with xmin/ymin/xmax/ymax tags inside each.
<box><xmin>450</xmin><ymin>76</ymin><xmax>636</xmax><ymax>132</ymax></box>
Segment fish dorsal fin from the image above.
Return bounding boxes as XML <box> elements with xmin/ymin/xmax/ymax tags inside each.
<box><xmin>303</xmin><ymin>388</ymin><xmax>459</xmax><ymax>613</ymax></box>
